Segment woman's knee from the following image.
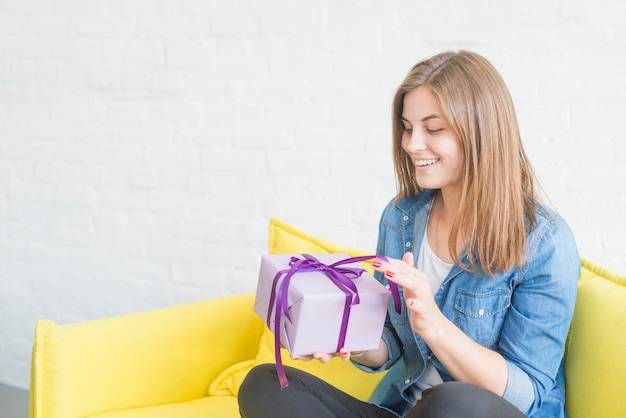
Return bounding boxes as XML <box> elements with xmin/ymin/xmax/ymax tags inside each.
<box><xmin>241</xmin><ymin>363</ymin><xmax>277</xmax><ymax>389</ymax></box>
<box><xmin>238</xmin><ymin>364</ymin><xmax>279</xmax><ymax>412</ymax></box>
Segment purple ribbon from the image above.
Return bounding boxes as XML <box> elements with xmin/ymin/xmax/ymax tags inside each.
<box><xmin>266</xmin><ymin>254</ymin><xmax>400</xmax><ymax>389</ymax></box>
<box><xmin>376</xmin><ymin>255</ymin><xmax>402</xmax><ymax>315</ymax></box>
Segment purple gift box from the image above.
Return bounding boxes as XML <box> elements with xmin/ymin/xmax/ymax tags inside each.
<box><xmin>253</xmin><ymin>253</ymin><xmax>391</xmax><ymax>357</ymax></box>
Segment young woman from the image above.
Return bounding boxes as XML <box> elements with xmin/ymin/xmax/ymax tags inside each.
<box><xmin>238</xmin><ymin>50</ymin><xmax>579</xmax><ymax>418</ymax></box>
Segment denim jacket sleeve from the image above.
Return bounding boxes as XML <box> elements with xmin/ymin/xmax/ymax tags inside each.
<box><xmin>499</xmin><ymin>204</ymin><xmax>579</xmax><ymax>415</ymax></box>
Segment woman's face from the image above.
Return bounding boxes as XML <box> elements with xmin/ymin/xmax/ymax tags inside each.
<box><xmin>401</xmin><ymin>86</ymin><xmax>464</xmax><ymax>194</ymax></box>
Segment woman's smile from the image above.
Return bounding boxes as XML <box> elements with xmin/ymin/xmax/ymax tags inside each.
<box><xmin>415</xmin><ymin>158</ymin><xmax>440</xmax><ymax>167</ymax></box>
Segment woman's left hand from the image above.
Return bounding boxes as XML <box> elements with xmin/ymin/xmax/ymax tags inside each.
<box><xmin>372</xmin><ymin>253</ymin><xmax>444</xmax><ymax>339</ymax></box>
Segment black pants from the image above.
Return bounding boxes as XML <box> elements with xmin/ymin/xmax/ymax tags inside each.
<box><xmin>238</xmin><ymin>364</ymin><xmax>527</xmax><ymax>418</ymax></box>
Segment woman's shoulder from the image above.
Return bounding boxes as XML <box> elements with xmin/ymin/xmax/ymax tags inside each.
<box><xmin>526</xmin><ymin>200</ymin><xmax>579</xmax><ymax>268</ymax></box>
<box><xmin>531</xmin><ymin>200</ymin><xmax>572</xmax><ymax>234</ymax></box>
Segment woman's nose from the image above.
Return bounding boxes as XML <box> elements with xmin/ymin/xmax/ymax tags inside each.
<box><xmin>406</xmin><ymin>129</ymin><xmax>427</xmax><ymax>151</ymax></box>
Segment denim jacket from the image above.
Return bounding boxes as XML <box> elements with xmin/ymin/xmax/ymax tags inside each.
<box><xmin>355</xmin><ymin>190</ymin><xmax>579</xmax><ymax>417</ymax></box>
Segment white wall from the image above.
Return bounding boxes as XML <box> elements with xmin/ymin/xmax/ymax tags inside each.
<box><xmin>1</xmin><ymin>0</ymin><xmax>625</xmax><ymax>389</ymax></box>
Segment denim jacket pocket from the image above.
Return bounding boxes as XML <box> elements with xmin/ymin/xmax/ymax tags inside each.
<box><xmin>453</xmin><ymin>290</ymin><xmax>511</xmax><ymax>349</ymax></box>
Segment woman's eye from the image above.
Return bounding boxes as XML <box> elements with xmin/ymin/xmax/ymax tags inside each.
<box><xmin>427</xmin><ymin>128</ymin><xmax>443</xmax><ymax>134</ymax></box>
<box><xmin>403</xmin><ymin>127</ymin><xmax>413</xmax><ymax>134</ymax></box>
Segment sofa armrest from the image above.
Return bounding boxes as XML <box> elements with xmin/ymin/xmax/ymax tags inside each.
<box><xmin>30</xmin><ymin>293</ymin><xmax>263</xmax><ymax>418</ymax></box>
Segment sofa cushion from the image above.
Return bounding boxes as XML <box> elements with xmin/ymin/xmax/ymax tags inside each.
<box><xmin>209</xmin><ymin>326</ymin><xmax>385</xmax><ymax>401</ymax></box>
<box><xmin>208</xmin><ymin>359</ymin><xmax>257</xmax><ymax>397</ymax></box>
<box><xmin>208</xmin><ymin>217</ymin><xmax>385</xmax><ymax>401</ymax></box>
<box><xmin>565</xmin><ymin>258</ymin><xmax>626</xmax><ymax>418</ymax></box>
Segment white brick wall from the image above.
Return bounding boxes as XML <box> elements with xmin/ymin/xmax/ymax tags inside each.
<box><xmin>1</xmin><ymin>0</ymin><xmax>625</xmax><ymax>389</ymax></box>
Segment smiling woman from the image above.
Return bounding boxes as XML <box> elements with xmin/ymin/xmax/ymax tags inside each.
<box><xmin>238</xmin><ymin>50</ymin><xmax>580</xmax><ymax>418</ymax></box>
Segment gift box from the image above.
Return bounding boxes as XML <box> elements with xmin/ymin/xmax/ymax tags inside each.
<box><xmin>253</xmin><ymin>253</ymin><xmax>391</xmax><ymax>357</ymax></box>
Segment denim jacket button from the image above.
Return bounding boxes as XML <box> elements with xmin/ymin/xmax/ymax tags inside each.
<box><xmin>404</xmin><ymin>379</ymin><xmax>411</xmax><ymax>385</ymax></box>
<box><xmin>478</xmin><ymin>308</ymin><xmax>485</xmax><ymax>316</ymax></box>
<box><xmin>405</xmin><ymin>242</ymin><xmax>411</xmax><ymax>248</ymax></box>
<box><xmin>403</xmin><ymin>215</ymin><xmax>409</xmax><ymax>222</ymax></box>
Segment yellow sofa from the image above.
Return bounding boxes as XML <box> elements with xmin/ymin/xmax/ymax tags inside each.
<box><xmin>29</xmin><ymin>218</ymin><xmax>626</xmax><ymax>418</ymax></box>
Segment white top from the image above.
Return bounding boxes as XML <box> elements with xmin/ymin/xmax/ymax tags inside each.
<box><xmin>418</xmin><ymin>231</ymin><xmax>453</xmax><ymax>296</ymax></box>
<box><xmin>408</xmin><ymin>230</ymin><xmax>454</xmax><ymax>402</ymax></box>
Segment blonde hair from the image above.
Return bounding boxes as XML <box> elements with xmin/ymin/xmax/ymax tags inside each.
<box><xmin>392</xmin><ymin>51</ymin><xmax>537</xmax><ymax>276</ymax></box>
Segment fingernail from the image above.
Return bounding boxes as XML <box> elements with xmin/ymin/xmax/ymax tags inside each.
<box><xmin>385</xmin><ymin>271</ymin><xmax>395</xmax><ymax>278</ymax></box>
<box><xmin>372</xmin><ymin>261</ymin><xmax>382</xmax><ymax>268</ymax></box>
